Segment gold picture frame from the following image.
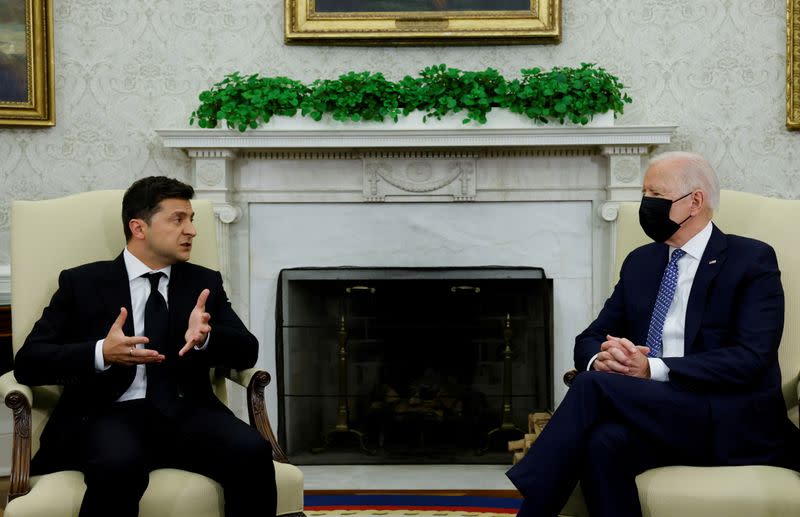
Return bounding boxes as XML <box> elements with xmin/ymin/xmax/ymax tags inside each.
<box><xmin>285</xmin><ymin>0</ymin><xmax>561</xmax><ymax>45</ymax></box>
<box><xmin>789</xmin><ymin>0</ymin><xmax>799</xmax><ymax>129</ymax></box>
<box><xmin>0</xmin><ymin>0</ymin><xmax>55</xmax><ymax>127</ymax></box>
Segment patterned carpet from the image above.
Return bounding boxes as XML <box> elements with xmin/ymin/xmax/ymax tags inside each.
<box><xmin>305</xmin><ymin>494</ymin><xmax>521</xmax><ymax>517</ymax></box>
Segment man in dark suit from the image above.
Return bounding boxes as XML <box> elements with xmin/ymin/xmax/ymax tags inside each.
<box><xmin>506</xmin><ymin>152</ymin><xmax>799</xmax><ymax>516</ymax></box>
<box><xmin>15</xmin><ymin>177</ymin><xmax>276</xmax><ymax>517</ymax></box>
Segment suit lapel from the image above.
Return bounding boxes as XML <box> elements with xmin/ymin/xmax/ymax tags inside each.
<box><xmin>167</xmin><ymin>262</ymin><xmax>193</xmax><ymax>355</ymax></box>
<box><xmin>635</xmin><ymin>244</ymin><xmax>670</xmax><ymax>346</ymax></box>
<box><xmin>103</xmin><ymin>253</ymin><xmax>134</xmax><ymax>336</ymax></box>
<box><xmin>97</xmin><ymin>253</ymin><xmax>137</xmax><ymax>396</ymax></box>
<box><xmin>684</xmin><ymin>224</ymin><xmax>727</xmax><ymax>353</ymax></box>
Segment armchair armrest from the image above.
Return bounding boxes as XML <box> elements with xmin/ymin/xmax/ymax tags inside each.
<box><xmin>0</xmin><ymin>371</ymin><xmax>33</xmax><ymax>501</ymax></box>
<box><xmin>221</xmin><ymin>367</ymin><xmax>289</xmax><ymax>463</ymax></box>
<box><xmin>563</xmin><ymin>369</ymin><xmax>579</xmax><ymax>386</ymax></box>
<box><xmin>791</xmin><ymin>374</ymin><xmax>800</xmax><ymax>429</ymax></box>
<box><xmin>0</xmin><ymin>372</ymin><xmax>32</xmax><ymax>405</ymax></box>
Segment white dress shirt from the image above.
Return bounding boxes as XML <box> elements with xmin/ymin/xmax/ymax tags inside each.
<box><xmin>588</xmin><ymin>221</ymin><xmax>713</xmax><ymax>382</ymax></box>
<box><xmin>94</xmin><ymin>248</ymin><xmax>171</xmax><ymax>401</ymax></box>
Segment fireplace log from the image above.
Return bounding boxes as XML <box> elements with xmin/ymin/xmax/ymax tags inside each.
<box><xmin>528</xmin><ymin>411</ymin><xmax>552</xmax><ymax>434</ymax></box>
<box><xmin>508</xmin><ymin>437</ymin><xmax>525</xmax><ymax>452</ymax></box>
<box><xmin>509</xmin><ymin>412</ymin><xmax>553</xmax><ymax>462</ymax></box>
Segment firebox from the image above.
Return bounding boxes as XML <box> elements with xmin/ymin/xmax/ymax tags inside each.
<box><xmin>277</xmin><ymin>267</ymin><xmax>553</xmax><ymax>464</ymax></box>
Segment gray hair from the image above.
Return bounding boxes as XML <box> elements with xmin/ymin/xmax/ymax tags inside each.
<box><xmin>648</xmin><ymin>151</ymin><xmax>720</xmax><ymax>212</ymax></box>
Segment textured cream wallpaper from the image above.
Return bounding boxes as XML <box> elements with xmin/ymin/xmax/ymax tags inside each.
<box><xmin>0</xmin><ymin>0</ymin><xmax>798</xmax><ymax>265</ymax></box>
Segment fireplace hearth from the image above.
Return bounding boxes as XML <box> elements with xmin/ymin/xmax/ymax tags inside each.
<box><xmin>277</xmin><ymin>267</ymin><xmax>553</xmax><ymax>464</ymax></box>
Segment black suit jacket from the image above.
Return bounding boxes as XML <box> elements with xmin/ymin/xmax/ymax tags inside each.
<box><xmin>14</xmin><ymin>253</ymin><xmax>258</xmax><ymax>470</ymax></box>
<box><xmin>574</xmin><ymin>224</ymin><xmax>797</xmax><ymax>465</ymax></box>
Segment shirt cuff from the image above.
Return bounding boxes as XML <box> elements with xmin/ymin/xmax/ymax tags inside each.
<box><xmin>194</xmin><ymin>332</ymin><xmax>211</xmax><ymax>351</ymax></box>
<box><xmin>648</xmin><ymin>358</ymin><xmax>670</xmax><ymax>382</ymax></box>
<box><xmin>586</xmin><ymin>353</ymin><xmax>599</xmax><ymax>371</ymax></box>
<box><xmin>95</xmin><ymin>339</ymin><xmax>110</xmax><ymax>371</ymax></box>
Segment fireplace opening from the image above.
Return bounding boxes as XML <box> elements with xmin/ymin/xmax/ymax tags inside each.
<box><xmin>277</xmin><ymin>267</ymin><xmax>553</xmax><ymax>464</ymax></box>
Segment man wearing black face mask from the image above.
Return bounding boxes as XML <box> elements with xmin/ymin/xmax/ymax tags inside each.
<box><xmin>506</xmin><ymin>152</ymin><xmax>799</xmax><ymax>517</ymax></box>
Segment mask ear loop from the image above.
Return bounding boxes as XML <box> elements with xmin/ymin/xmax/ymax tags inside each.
<box><xmin>674</xmin><ymin>190</ymin><xmax>696</xmax><ymax>226</ymax></box>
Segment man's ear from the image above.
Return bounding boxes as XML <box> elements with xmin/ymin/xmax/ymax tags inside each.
<box><xmin>128</xmin><ymin>219</ymin><xmax>147</xmax><ymax>240</ymax></box>
<box><xmin>691</xmin><ymin>190</ymin><xmax>705</xmax><ymax>214</ymax></box>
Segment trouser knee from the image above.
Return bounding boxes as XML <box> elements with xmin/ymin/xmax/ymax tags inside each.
<box><xmin>586</xmin><ymin>422</ymin><xmax>632</xmax><ymax>460</ymax></box>
<box><xmin>83</xmin><ymin>455</ymin><xmax>149</xmax><ymax>492</ymax></box>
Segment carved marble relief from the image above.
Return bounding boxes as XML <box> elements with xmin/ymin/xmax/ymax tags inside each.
<box><xmin>363</xmin><ymin>158</ymin><xmax>476</xmax><ymax>201</ymax></box>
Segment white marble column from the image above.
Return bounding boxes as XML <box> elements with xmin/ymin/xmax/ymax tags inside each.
<box><xmin>188</xmin><ymin>149</ymin><xmax>240</xmax><ymax>288</ymax></box>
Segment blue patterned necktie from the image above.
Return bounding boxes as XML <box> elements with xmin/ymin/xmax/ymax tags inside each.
<box><xmin>645</xmin><ymin>248</ymin><xmax>686</xmax><ymax>358</ymax></box>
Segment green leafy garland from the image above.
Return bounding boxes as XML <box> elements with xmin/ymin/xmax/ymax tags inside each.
<box><xmin>190</xmin><ymin>63</ymin><xmax>632</xmax><ymax>132</ymax></box>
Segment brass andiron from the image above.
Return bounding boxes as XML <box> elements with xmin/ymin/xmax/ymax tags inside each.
<box><xmin>480</xmin><ymin>313</ymin><xmax>524</xmax><ymax>454</ymax></box>
<box><xmin>313</xmin><ymin>314</ymin><xmax>373</xmax><ymax>455</ymax></box>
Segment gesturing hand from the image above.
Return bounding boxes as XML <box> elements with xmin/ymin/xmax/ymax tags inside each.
<box><xmin>180</xmin><ymin>289</ymin><xmax>211</xmax><ymax>357</ymax></box>
<box><xmin>103</xmin><ymin>307</ymin><xmax>165</xmax><ymax>365</ymax></box>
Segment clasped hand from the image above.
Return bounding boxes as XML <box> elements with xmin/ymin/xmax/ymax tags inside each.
<box><xmin>103</xmin><ymin>289</ymin><xmax>212</xmax><ymax>365</ymax></box>
<box><xmin>593</xmin><ymin>335</ymin><xmax>651</xmax><ymax>378</ymax></box>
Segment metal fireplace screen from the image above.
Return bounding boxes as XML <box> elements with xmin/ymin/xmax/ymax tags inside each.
<box><xmin>276</xmin><ymin>267</ymin><xmax>553</xmax><ymax>465</ymax></box>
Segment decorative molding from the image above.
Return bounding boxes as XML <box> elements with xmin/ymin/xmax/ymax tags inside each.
<box><xmin>157</xmin><ymin>126</ymin><xmax>676</xmax><ymax>151</ymax></box>
<box><xmin>196</xmin><ymin>160</ymin><xmax>225</xmax><ymax>187</ymax></box>
<box><xmin>482</xmin><ymin>148</ymin><xmax>599</xmax><ymax>158</ymax></box>
<box><xmin>612</xmin><ymin>156</ymin><xmax>641</xmax><ymax>184</ymax></box>
<box><xmin>242</xmin><ymin>150</ymin><xmax>360</xmax><ymax>160</ymax></box>
<box><xmin>163</xmin><ymin>125</ymin><xmax>674</xmax><ymax>208</ymax></box>
<box><xmin>601</xmin><ymin>145</ymin><xmax>650</xmax><ymax>156</ymax></box>
<box><xmin>599</xmin><ymin>202</ymin><xmax>620</xmax><ymax>222</ymax></box>
<box><xmin>361</xmin><ymin>150</ymin><xmax>479</xmax><ymax>160</ymax></box>
<box><xmin>186</xmin><ymin>149</ymin><xmax>238</xmax><ymax>159</ymax></box>
<box><xmin>214</xmin><ymin>203</ymin><xmax>242</xmax><ymax>225</ymax></box>
<box><xmin>604</xmin><ymin>147</ymin><xmax>649</xmax><ymax>202</ymax></box>
<box><xmin>237</xmin><ymin>149</ymin><xmax>604</xmax><ymax>160</ymax></box>
<box><xmin>363</xmin><ymin>158</ymin><xmax>477</xmax><ymax>201</ymax></box>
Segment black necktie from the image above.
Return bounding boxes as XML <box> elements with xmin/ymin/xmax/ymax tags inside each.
<box><xmin>143</xmin><ymin>272</ymin><xmax>178</xmax><ymax>416</ymax></box>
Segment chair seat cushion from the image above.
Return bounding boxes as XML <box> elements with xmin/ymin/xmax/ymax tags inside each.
<box><xmin>5</xmin><ymin>461</ymin><xmax>305</xmax><ymax>517</ymax></box>
<box><xmin>636</xmin><ymin>465</ymin><xmax>800</xmax><ymax>517</ymax></box>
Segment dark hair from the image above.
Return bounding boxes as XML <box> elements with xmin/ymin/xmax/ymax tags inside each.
<box><xmin>122</xmin><ymin>176</ymin><xmax>194</xmax><ymax>241</ymax></box>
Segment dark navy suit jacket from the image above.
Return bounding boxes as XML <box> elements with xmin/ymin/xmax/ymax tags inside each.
<box><xmin>574</xmin><ymin>224</ymin><xmax>797</xmax><ymax>466</ymax></box>
<box><xmin>14</xmin><ymin>253</ymin><xmax>259</xmax><ymax>473</ymax></box>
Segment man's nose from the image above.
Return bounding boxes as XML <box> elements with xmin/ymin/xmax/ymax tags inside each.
<box><xmin>185</xmin><ymin>221</ymin><xmax>197</xmax><ymax>236</ymax></box>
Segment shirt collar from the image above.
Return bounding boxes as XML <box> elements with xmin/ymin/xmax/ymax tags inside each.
<box><xmin>672</xmin><ymin>220</ymin><xmax>713</xmax><ymax>261</ymax></box>
<box><xmin>123</xmin><ymin>247</ymin><xmax>172</xmax><ymax>282</ymax></box>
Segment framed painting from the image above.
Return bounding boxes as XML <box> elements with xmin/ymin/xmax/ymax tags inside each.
<box><xmin>0</xmin><ymin>0</ymin><xmax>54</xmax><ymax>126</ymax></box>
<box><xmin>789</xmin><ymin>0</ymin><xmax>799</xmax><ymax>129</ymax></box>
<box><xmin>285</xmin><ymin>0</ymin><xmax>561</xmax><ymax>45</ymax></box>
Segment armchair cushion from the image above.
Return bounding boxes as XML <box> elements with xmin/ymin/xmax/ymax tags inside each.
<box><xmin>635</xmin><ymin>466</ymin><xmax>800</xmax><ymax>517</ymax></box>
<box><xmin>4</xmin><ymin>463</ymin><xmax>305</xmax><ymax>517</ymax></box>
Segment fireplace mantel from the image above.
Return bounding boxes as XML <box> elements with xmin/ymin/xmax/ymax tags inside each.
<box><xmin>156</xmin><ymin>125</ymin><xmax>675</xmax><ymax>150</ymax></box>
<box><xmin>156</xmin><ymin>123</ymin><xmax>675</xmax><ymax>422</ymax></box>
<box><xmin>157</xmin><ymin>124</ymin><xmax>675</xmax><ymax>289</ymax></box>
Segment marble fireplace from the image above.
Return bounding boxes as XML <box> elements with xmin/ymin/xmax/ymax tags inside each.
<box><xmin>157</xmin><ymin>121</ymin><xmax>675</xmax><ymax>450</ymax></box>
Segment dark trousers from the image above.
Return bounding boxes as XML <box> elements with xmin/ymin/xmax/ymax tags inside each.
<box><xmin>76</xmin><ymin>399</ymin><xmax>277</xmax><ymax>517</ymax></box>
<box><xmin>507</xmin><ymin>372</ymin><xmax>714</xmax><ymax>517</ymax></box>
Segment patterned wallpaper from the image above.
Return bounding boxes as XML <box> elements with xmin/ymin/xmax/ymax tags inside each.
<box><xmin>1</xmin><ymin>0</ymin><xmax>798</xmax><ymax>265</ymax></box>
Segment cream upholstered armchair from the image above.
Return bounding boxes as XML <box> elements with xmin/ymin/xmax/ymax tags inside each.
<box><xmin>560</xmin><ymin>190</ymin><xmax>800</xmax><ymax>517</ymax></box>
<box><xmin>0</xmin><ymin>190</ymin><xmax>305</xmax><ymax>517</ymax></box>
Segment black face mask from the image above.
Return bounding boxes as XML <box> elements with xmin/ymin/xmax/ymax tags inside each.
<box><xmin>638</xmin><ymin>192</ymin><xmax>693</xmax><ymax>242</ymax></box>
